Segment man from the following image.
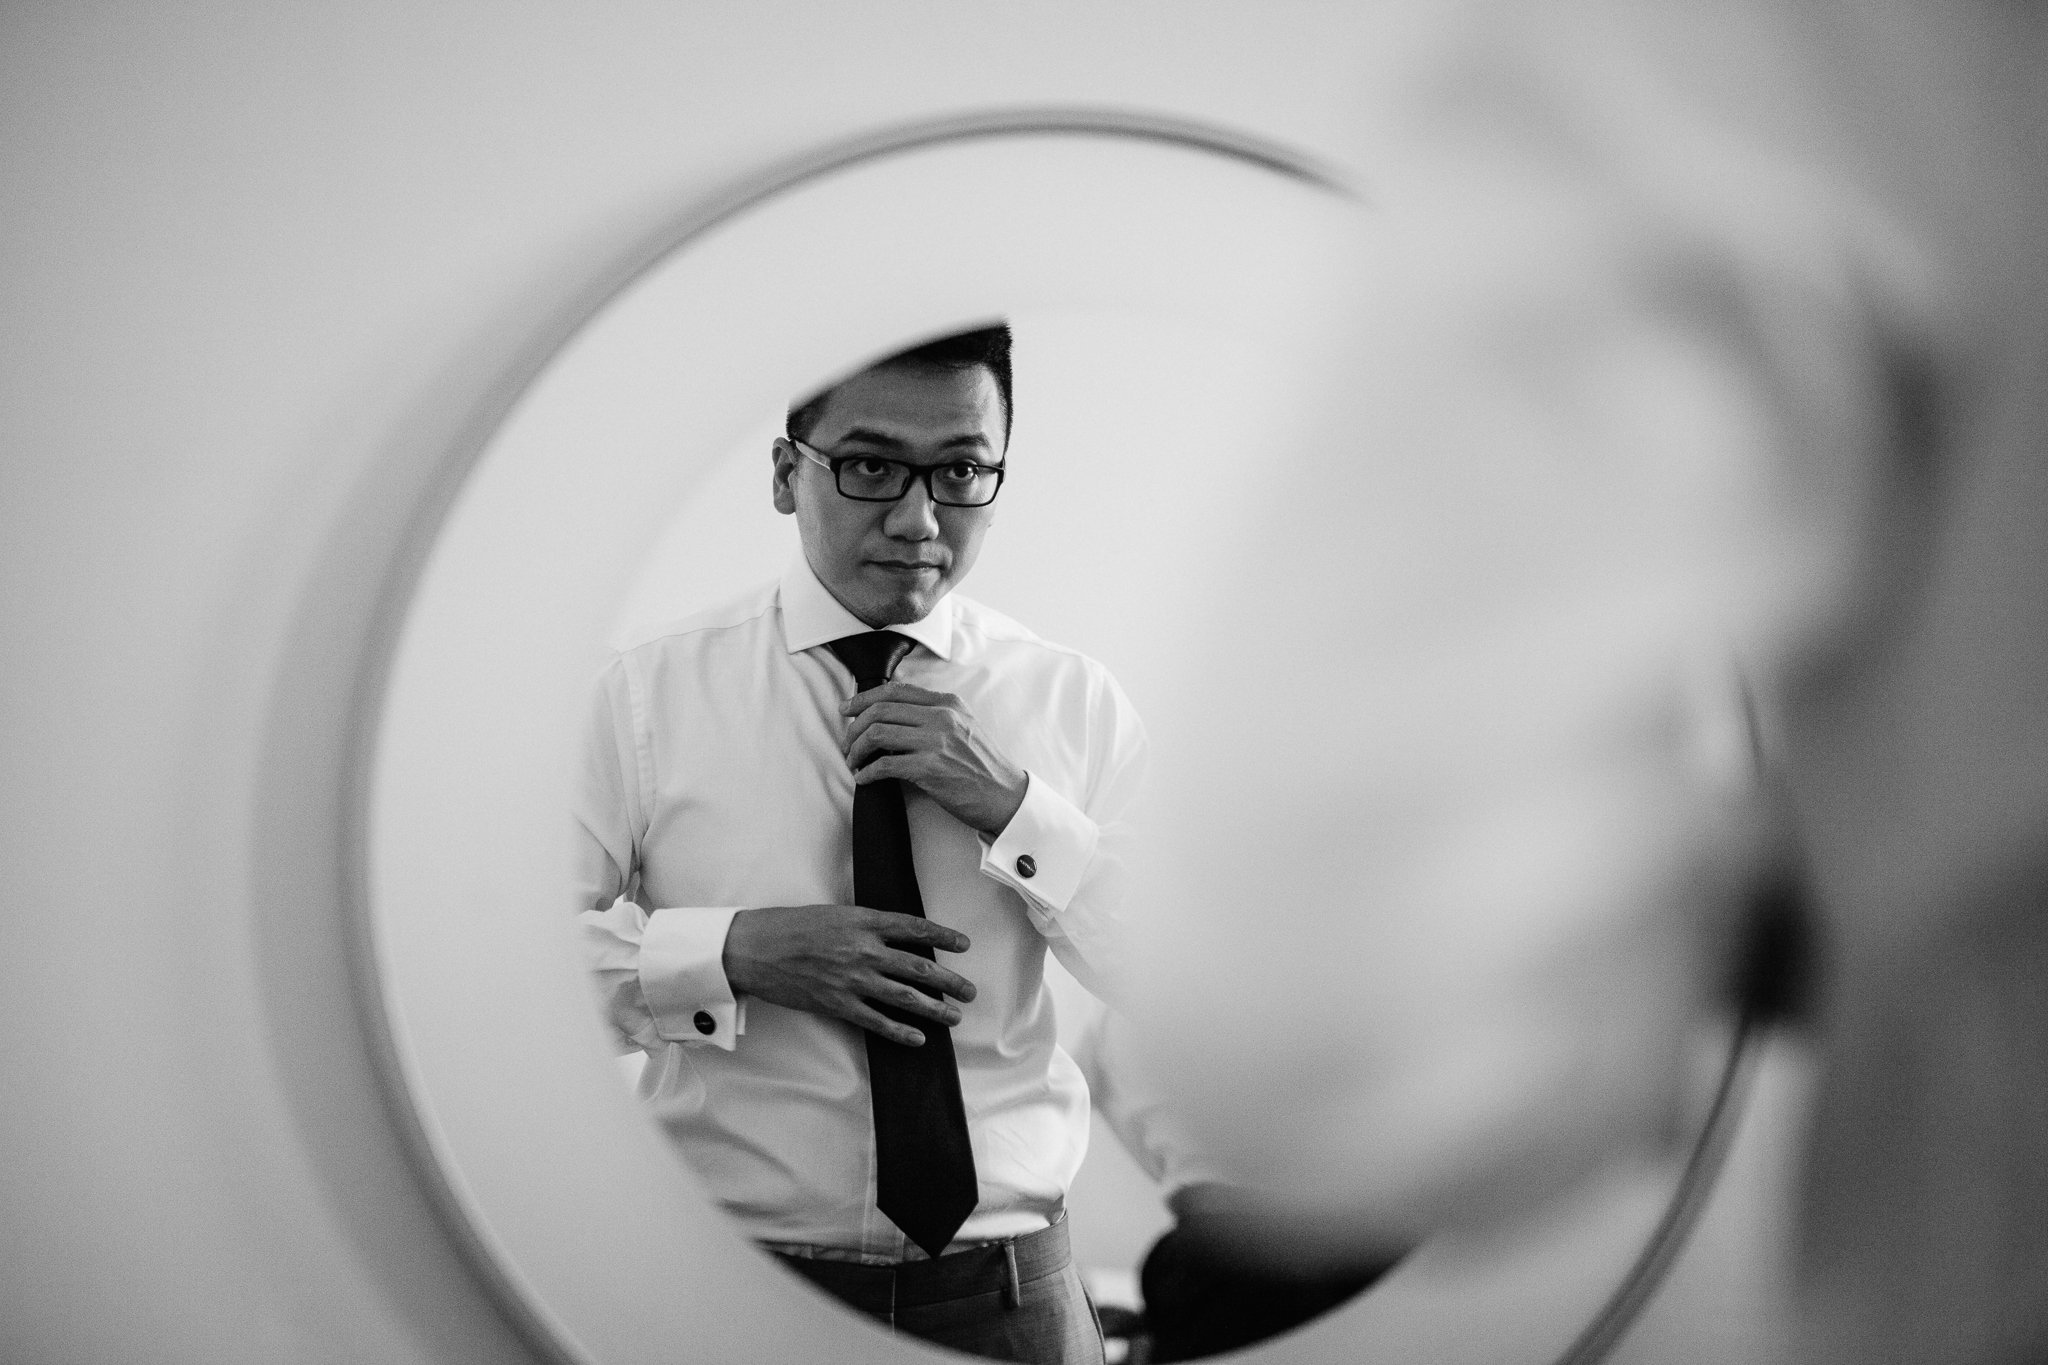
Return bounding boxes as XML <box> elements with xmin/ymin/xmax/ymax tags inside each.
<box><xmin>574</xmin><ymin>324</ymin><xmax>1143</xmax><ymax>1365</ymax></box>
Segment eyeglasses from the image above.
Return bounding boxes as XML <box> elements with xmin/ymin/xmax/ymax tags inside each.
<box><xmin>792</xmin><ymin>439</ymin><xmax>1006</xmax><ymax>507</ymax></box>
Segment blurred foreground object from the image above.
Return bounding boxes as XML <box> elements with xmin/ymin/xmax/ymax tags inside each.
<box><xmin>1123</xmin><ymin>3</ymin><xmax>2048</xmax><ymax>1362</ymax></box>
<box><xmin>1074</xmin><ymin>1010</ymin><xmax>1405</xmax><ymax>1360</ymax></box>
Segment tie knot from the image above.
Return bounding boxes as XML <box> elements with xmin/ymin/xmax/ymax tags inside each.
<box><xmin>828</xmin><ymin>631</ymin><xmax>915</xmax><ymax>691</ymax></box>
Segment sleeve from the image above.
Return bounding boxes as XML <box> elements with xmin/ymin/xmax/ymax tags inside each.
<box><xmin>572</xmin><ymin>657</ymin><xmax>746</xmax><ymax>1052</ymax></box>
<box><xmin>980</xmin><ymin>665</ymin><xmax>1148</xmax><ymax>1004</ymax></box>
<box><xmin>1069</xmin><ymin>1005</ymin><xmax>1222</xmax><ymax>1197</ymax></box>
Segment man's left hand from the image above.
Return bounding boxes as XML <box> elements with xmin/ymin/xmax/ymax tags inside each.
<box><xmin>842</xmin><ymin>682</ymin><xmax>1028</xmax><ymax>837</ymax></box>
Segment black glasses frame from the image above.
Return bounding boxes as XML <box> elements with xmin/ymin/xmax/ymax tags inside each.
<box><xmin>791</xmin><ymin>439</ymin><xmax>1006</xmax><ymax>507</ymax></box>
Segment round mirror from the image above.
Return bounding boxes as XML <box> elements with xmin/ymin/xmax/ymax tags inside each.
<box><xmin>363</xmin><ymin>112</ymin><xmax>1753</xmax><ymax>1365</ymax></box>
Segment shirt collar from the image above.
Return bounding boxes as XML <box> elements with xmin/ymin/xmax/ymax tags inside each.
<box><xmin>777</xmin><ymin>555</ymin><xmax>957</xmax><ymax>662</ymax></box>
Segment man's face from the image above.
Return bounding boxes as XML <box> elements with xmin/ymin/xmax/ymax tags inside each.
<box><xmin>773</xmin><ymin>362</ymin><xmax>1006</xmax><ymax>628</ymax></box>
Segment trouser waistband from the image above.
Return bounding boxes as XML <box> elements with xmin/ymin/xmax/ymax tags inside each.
<box><xmin>767</xmin><ymin>1215</ymin><xmax>1070</xmax><ymax>1311</ymax></box>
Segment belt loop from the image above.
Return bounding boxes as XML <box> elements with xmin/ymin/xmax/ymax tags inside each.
<box><xmin>1003</xmin><ymin>1240</ymin><xmax>1021</xmax><ymax>1310</ymax></box>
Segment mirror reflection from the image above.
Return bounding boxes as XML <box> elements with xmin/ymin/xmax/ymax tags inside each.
<box><xmin>574</xmin><ymin>314</ymin><xmax>1403</xmax><ymax>1363</ymax></box>
<box><xmin>369</xmin><ymin>123</ymin><xmax>1775</xmax><ymax>1365</ymax></box>
<box><xmin>559</xmin><ymin>303</ymin><xmax>1772</xmax><ymax>1365</ymax></box>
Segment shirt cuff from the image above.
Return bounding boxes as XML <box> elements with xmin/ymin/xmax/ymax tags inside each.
<box><xmin>982</xmin><ymin>771</ymin><xmax>1097</xmax><ymax>913</ymax></box>
<box><xmin>641</xmin><ymin>906</ymin><xmax>745</xmax><ymax>1049</ymax></box>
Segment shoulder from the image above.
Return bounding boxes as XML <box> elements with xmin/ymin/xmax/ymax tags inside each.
<box><xmin>949</xmin><ymin>593</ymin><xmax>1103</xmax><ymax>676</ymax></box>
<box><xmin>949</xmin><ymin>596</ymin><xmax>1148</xmax><ymax>776</ymax></box>
<box><xmin>954</xmin><ymin>593</ymin><xmax>1081</xmax><ymax>663</ymax></box>
<box><xmin>608</xmin><ymin>580</ymin><xmax>780</xmax><ymax>664</ymax></box>
<box><xmin>597</xmin><ymin>582</ymin><xmax>782</xmax><ymax>702</ymax></box>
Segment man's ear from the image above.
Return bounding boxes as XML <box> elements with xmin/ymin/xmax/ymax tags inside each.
<box><xmin>771</xmin><ymin>437</ymin><xmax>799</xmax><ymax>515</ymax></box>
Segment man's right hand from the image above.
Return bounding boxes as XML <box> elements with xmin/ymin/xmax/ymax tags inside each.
<box><xmin>721</xmin><ymin>904</ymin><xmax>976</xmax><ymax>1048</ymax></box>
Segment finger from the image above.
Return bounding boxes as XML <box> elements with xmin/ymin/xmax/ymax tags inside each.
<box><xmin>844</xmin><ymin>699</ymin><xmax>933</xmax><ymax>736</ymax></box>
<box><xmin>880</xmin><ymin>683</ymin><xmax>948</xmax><ymax>706</ymax></box>
<box><xmin>844</xmin><ymin>707</ymin><xmax>912</xmax><ymax>753</ymax></box>
<box><xmin>842</xmin><ymin>682</ymin><xmax>950</xmax><ymax>715</ymax></box>
<box><xmin>878</xmin><ymin>947</ymin><xmax>977</xmax><ymax>1004</ymax></box>
<box><xmin>848</xmin><ymin>722</ymin><xmax>937</xmax><ymax>769</ymax></box>
<box><xmin>870</xmin><ymin>911</ymin><xmax>972</xmax><ymax>956</ymax></box>
<box><xmin>886</xmin><ymin>961</ymin><xmax>976</xmax><ymax>1008</ymax></box>
<box><xmin>853</xmin><ymin>752</ymin><xmax>937</xmax><ymax>788</ymax></box>
<box><xmin>841</xmin><ymin>683</ymin><xmax>913</xmax><ymax>716</ymax></box>
<box><xmin>842</xmin><ymin>1000</ymin><xmax>927</xmax><ymax>1048</ymax></box>
<box><xmin>894</xmin><ymin>957</ymin><xmax>977</xmax><ymax>1006</ymax></box>
<box><xmin>869</xmin><ymin>976</ymin><xmax>965</xmax><ymax>1025</ymax></box>
<box><xmin>843</xmin><ymin>702</ymin><xmax>947</xmax><ymax>758</ymax></box>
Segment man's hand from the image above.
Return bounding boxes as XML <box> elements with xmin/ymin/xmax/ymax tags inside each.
<box><xmin>842</xmin><ymin>681</ymin><xmax>1028</xmax><ymax>836</ymax></box>
<box><xmin>722</xmin><ymin>903</ymin><xmax>977</xmax><ymax>1047</ymax></box>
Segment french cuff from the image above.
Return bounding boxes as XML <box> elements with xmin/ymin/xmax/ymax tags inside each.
<box><xmin>981</xmin><ymin>771</ymin><xmax>1097</xmax><ymax>913</ymax></box>
<box><xmin>641</xmin><ymin>906</ymin><xmax>745</xmax><ymax>1050</ymax></box>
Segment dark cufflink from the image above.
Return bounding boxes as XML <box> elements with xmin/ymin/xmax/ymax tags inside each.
<box><xmin>693</xmin><ymin>1010</ymin><xmax>716</xmax><ymax>1035</ymax></box>
<box><xmin>1015</xmin><ymin>854</ymin><xmax>1036</xmax><ymax>879</ymax></box>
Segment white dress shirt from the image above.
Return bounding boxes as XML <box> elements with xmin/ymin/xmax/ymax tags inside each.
<box><xmin>575</xmin><ymin>558</ymin><xmax>1147</xmax><ymax>1258</ymax></box>
<box><xmin>1067</xmin><ymin>1006</ymin><xmax>1223</xmax><ymax>1202</ymax></box>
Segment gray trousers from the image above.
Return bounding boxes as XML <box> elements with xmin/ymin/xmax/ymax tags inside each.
<box><xmin>769</xmin><ymin>1216</ymin><xmax>1104</xmax><ymax>1365</ymax></box>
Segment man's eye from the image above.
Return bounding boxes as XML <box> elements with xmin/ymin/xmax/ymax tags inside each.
<box><xmin>848</xmin><ymin>458</ymin><xmax>896</xmax><ymax>478</ymax></box>
<box><xmin>935</xmin><ymin>463</ymin><xmax>981</xmax><ymax>485</ymax></box>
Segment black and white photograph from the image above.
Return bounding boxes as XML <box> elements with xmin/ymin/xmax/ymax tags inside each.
<box><xmin>5</xmin><ymin>6</ymin><xmax>2047</xmax><ymax>1365</ymax></box>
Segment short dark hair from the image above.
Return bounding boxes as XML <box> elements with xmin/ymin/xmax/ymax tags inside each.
<box><xmin>786</xmin><ymin>322</ymin><xmax>1013</xmax><ymax>446</ymax></box>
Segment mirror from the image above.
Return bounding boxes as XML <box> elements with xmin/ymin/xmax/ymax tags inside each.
<box><xmin>363</xmin><ymin>114</ymin><xmax>1753</xmax><ymax>1365</ymax></box>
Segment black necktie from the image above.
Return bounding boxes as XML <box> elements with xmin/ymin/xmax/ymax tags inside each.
<box><xmin>827</xmin><ymin>631</ymin><xmax>979</xmax><ymax>1259</ymax></box>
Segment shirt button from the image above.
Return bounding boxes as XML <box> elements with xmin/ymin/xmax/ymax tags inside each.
<box><xmin>693</xmin><ymin>1011</ymin><xmax>716</xmax><ymax>1035</ymax></box>
<box><xmin>1015</xmin><ymin>854</ymin><xmax>1037</xmax><ymax>879</ymax></box>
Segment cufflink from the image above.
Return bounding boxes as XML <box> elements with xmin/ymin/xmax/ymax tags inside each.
<box><xmin>1015</xmin><ymin>854</ymin><xmax>1036</xmax><ymax>879</ymax></box>
<box><xmin>693</xmin><ymin>1011</ymin><xmax>716</xmax><ymax>1035</ymax></box>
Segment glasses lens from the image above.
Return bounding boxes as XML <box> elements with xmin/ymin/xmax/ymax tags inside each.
<box><xmin>837</xmin><ymin>457</ymin><xmax>911</xmax><ymax>500</ymax></box>
<box><xmin>929</xmin><ymin>462</ymin><xmax>1000</xmax><ymax>507</ymax></box>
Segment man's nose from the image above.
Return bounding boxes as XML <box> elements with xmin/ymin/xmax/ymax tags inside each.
<box><xmin>883</xmin><ymin>479</ymin><xmax>941</xmax><ymax>538</ymax></box>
